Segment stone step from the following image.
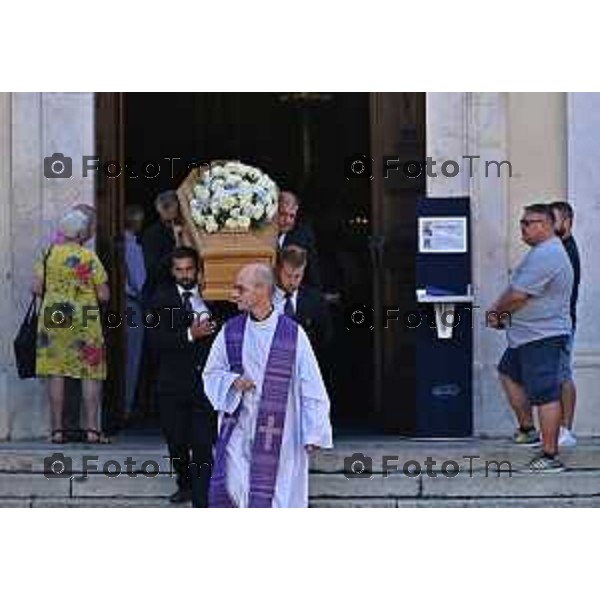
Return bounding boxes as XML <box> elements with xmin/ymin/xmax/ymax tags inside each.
<box><xmin>0</xmin><ymin>438</ymin><xmax>599</xmax><ymax>507</ymax></box>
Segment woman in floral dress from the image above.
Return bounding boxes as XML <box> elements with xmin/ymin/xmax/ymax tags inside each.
<box><xmin>33</xmin><ymin>209</ymin><xmax>110</xmax><ymax>443</ymax></box>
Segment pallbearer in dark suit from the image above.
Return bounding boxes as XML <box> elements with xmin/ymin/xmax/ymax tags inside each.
<box><xmin>276</xmin><ymin>191</ymin><xmax>321</xmax><ymax>289</ymax></box>
<box><xmin>274</xmin><ymin>245</ymin><xmax>333</xmax><ymax>364</ymax></box>
<box><xmin>147</xmin><ymin>246</ymin><xmax>218</xmax><ymax>507</ymax></box>
<box><xmin>142</xmin><ymin>190</ymin><xmax>186</xmax><ymax>301</ymax></box>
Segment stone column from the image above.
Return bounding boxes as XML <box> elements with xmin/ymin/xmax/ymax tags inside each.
<box><xmin>467</xmin><ymin>93</ymin><xmax>513</xmax><ymax>436</ymax></box>
<box><xmin>567</xmin><ymin>92</ymin><xmax>600</xmax><ymax>435</ymax></box>
<box><xmin>0</xmin><ymin>92</ymin><xmax>14</xmax><ymax>439</ymax></box>
<box><xmin>426</xmin><ymin>93</ymin><xmax>513</xmax><ymax>436</ymax></box>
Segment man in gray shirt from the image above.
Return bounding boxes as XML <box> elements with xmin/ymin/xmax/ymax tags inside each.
<box><xmin>488</xmin><ymin>204</ymin><xmax>573</xmax><ymax>472</ymax></box>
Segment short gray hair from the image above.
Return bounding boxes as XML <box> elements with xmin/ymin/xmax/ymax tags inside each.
<box><xmin>59</xmin><ymin>209</ymin><xmax>92</xmax><ymax>240</ymax></box>
<box><xmin>155</xmin><ymin>190</ymin><xmax>178</xmax><ymax>208</ymax></box>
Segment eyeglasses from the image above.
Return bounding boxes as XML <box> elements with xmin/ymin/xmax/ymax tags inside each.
<box><xmin>520</xmin><ymin>218</ymin><xmax>545</xmax><ymax>227</ymax></box>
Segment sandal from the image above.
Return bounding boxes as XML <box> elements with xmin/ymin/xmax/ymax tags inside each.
<box><xmin>50</xmin><ymin>429</ymin><xmax>65</xmax><ymax>444</ymax></box>
<box><xmin>84</xmin><ymin>429</ymin><xmax>111</xmax><ymax>444</ymax></box>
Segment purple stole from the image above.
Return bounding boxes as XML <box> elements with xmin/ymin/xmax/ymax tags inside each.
<box><xmin>208</xmin><ymin>313</ymin><xmax>298</xmax><ymax>508</ymax></box>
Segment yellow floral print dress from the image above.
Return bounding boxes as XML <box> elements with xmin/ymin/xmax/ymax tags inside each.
<box><xmin>35</xmin><ymin>243</ymin><xmax>108</xmax><ymax>380</ymax></box>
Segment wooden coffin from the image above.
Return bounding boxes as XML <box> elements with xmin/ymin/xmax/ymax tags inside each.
<box><xmin>177</xmin><ymin>166</ymin><xmax>277</xmax><ymax>300</ymax></box>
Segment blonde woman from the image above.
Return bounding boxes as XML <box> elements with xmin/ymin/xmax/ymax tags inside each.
<box><xmin>33</xmin><ymin>209</ymin><xmax>110</xmax><ymax>444</ymax></box>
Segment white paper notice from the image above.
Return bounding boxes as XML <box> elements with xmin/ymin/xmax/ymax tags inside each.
<box><xmin>418</xmin><ymin>217</ymin><xmax>467</xmax><ymax>253</ymax></box>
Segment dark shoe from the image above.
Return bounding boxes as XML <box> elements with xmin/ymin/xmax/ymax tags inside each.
<box><xmin>527</xmin><ymin>453</ymin><xmax>565</xmax><ymax>473</ymax></box>
<box><xmin>169</xmin><ymin>488</ymin><xmax>192</xmax><ymax>504</ymax></box>
<box><xmin>50</xmin><ymin>429</ymin><xmax>65</xmax><ymax>444</ymax></box>
<box><xmin>84</xmin><ymin>429</ymin><xmax>111</xmax><ymax>444</ymax></box>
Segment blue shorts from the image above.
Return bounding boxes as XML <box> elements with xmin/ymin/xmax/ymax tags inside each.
<box><xmin>498</xmin><ymin>335</ymin><xmax>570</xmax><ymax>406</ymax></box>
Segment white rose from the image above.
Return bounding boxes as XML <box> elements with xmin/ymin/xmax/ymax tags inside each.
<box><xmin>224</xmin><ymin>217</ymin><xmax>237</xmax><ymax>229</ymax></box>
<box><xmin>239</xmin><ymin>180</ymin><xmax>252</xmax><ymax>194</ymax></box>
<box><xmin>231</xmin><ymin>207</ymin><xmax>241</xmax><ymax>218</ymax></box>
<box><xmin>241</xmin><ymin>203</ymin><xmax>254</xmax><ymax>217</ymax></box>
<box><xmin>210</xmin><ymin>178</ymin><xmax>224</xmax><ymax>192</ymax></box>
<box><xmin>252</xmin><ymin>205</ymin><xmax>264</xmax><ymax>220</ymax></box>
<box><xmin>225</xmin><ymin>174</ymin><xmax>242</xmax><ymax>187</ymax></box>
<box><xmin>205</xmin><ymin>216</ymin><xmax>218</xmax><ymax>233</ymax></box>
<box><xmin>238</xmin><ymin>216</ymin><xmax>251</xmax><ymax>230</ymax></box>
<box><xmin>211</xmin><ymin>165</ymin><xmax>225</xmax><ymax>177</ymax></box>
<box><xmin>196</xmin><ymin>187</ymin><xmax>210</xmax><ymax>201</ymax></box>
<box><xmin>210</xmin><ymin>201</ymin><xmax>221</xmax><ymax>214</ymax></box>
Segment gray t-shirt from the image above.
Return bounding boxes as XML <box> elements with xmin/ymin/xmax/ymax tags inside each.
<box><xmin>506</xmin><ymin>236</ymin><xmax>573</xmax><ymax>348</ymax></box>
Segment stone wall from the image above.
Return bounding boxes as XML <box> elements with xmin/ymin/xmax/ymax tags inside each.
<box><xmin>0</xmin><ymin>92</ymin><xmax>95</xmax><ymax>440</ymax></box>
<box><xmin>566</xmin><ymin>93</ymin><xmax>600</xmax><ymax>435</ymax></box>
<box><xmin>427</xmin><ymin>92</ymin><xmax>598</xmax><ymax>436</ymax></box>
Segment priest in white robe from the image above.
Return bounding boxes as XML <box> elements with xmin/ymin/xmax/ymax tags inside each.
<box><xmin>203</xmin><ymin>263</ymin><xmax>333</xmax><ymax>508</ymax></box>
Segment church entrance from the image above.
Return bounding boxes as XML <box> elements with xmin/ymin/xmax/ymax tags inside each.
<box><xmin>95</xmin><ymin>92</ymin><xmax>425</xmax><ymax>435</ymax></box>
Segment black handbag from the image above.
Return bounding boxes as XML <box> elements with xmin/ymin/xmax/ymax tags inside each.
<box><xmin>13</xmin><ymin>246</ymin><xmax>52</xmax><ymax>379</ymax></box>
<box><xmin>13</xmin><ymin>295</ymin><xmax>39</xmax><ymax>379</ymax></box>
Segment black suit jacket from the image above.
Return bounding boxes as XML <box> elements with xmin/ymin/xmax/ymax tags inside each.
<box><xmin>281</xmin><ymin>222</ymin><xmax>321</xmax><ymax>289</ymax></box>
<box><xmin>147</xmin><ymin>284</ymin><xmax>221</xmax><ymax>444</ymax></box>
<box><xmin>141</xmin><ymin>221</ymin><xmax>176</xmax><ymax>300</ymax></box>
<box><xmin>294</xmin><ymin>285</ymin><xmax>333</xmax><ymax>359</ymax></box>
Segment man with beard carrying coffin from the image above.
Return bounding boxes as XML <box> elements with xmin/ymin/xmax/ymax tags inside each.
<box><xmin>203</xmin><ymin>263</ymin><xmax>333</xmax><ymax>507</ymax></box>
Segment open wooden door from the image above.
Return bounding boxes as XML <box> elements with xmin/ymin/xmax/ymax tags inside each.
<box><xmin>95</xmin><ymin>92</ymin><xmax>126</xmax><ymax>431</ymax></box>
<box><xmin>370</xmin><ymin>92</ymin><xmax>425</xmax><ymax>433</ymax></box>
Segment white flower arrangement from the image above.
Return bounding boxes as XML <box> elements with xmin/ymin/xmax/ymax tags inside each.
<box><xmin>189</xmin><ymin>161</ymin><xmax>279</xmax><ymax>233</ymax></box>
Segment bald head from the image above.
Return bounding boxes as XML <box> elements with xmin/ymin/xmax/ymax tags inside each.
<box><xmin>246</xmin><ymin>263</ymin><xmax>274</xmax><ymax>290</ymax></box>
<box><xmin>233</xmin><ymin>263</ymin><xmax>275</xmax><ymax>317</ymax></box>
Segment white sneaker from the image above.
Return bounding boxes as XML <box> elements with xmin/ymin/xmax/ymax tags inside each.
<box><xmin>558</xmin><ymin>427</ymin><xmax>577</xmax><ymax>448</ymax></box>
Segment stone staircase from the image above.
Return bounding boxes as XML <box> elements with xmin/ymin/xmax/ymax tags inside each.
<box><xmin>1</xmin><ymin>436</ymin><xmax>599</xmax><ymax>507</ymax></box>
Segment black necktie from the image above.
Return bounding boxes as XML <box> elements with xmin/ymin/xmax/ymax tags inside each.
<box><xmin>284</xmin><ymin>292</ymin><xmax>295</xmax><ymax>317</ymax></box>
<box><xmin>182</xmin><ymin>291</ymin><xmax>194</xmax><ymax>325</ymax></box>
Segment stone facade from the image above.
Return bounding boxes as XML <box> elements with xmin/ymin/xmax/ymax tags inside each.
<box><xmin>0</xmin><ymin>92</ymin><xmax>95</xmax><ymax>439</ymax></box>
<box><xmin>0</xmin><ymin>92</ymin><xmax>598</xmax><ymax>440</ymax></box>
<box><xmin>427</xmin><ymin>92</ymin><xmax>600</xmax><ymax>436</ymax></box>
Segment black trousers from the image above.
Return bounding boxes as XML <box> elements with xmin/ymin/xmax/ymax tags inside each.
<box><xmin>167</xmin><ymin>441</ymin><xmax>213</xmax><ymax>508</ymax></box>
<box><xmin>158</xmin><ymin>395</ymin><xmax>216</xmax><ymax>508</ymax></box>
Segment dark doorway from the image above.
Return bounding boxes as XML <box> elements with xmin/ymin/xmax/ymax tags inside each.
<box><xmin>95</xmin><ymin>92</ymin><xmax>424</xmax><ymax>435</ymax></box>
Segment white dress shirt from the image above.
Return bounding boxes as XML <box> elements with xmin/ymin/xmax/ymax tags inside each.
<box><xmin>273</xmin><ymin>286</ymin><xmax>298</xmax><ymax>315</ymax></box>
<box><xmin>177</xmin><ymin>284</ymin><xmax>210</xmax><ymax>342</ymax></box>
